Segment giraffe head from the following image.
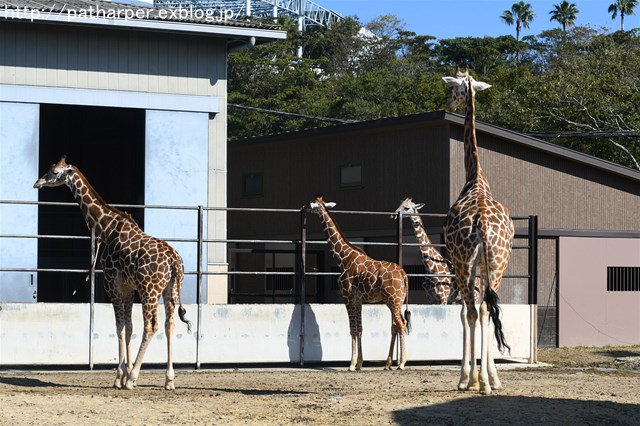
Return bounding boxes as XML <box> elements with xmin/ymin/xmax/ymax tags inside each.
<box><xmin>392</xmin><ymin>198</ymin><xmax>425</xmax><ymax>220</ymax></box>
<box><xmin>308</xmin><ymin>194</ymin><xmax>336</xmax><ymax>215</ymax></box>
<box><xmin>34</xmin><ymin>156</ymin><xmax>73</xmax><ymax>189</ymax></box>
<box><xmin>442</xmin><ymin>68</ymin><xmax>491</xmax><ymax>113</ymax></box>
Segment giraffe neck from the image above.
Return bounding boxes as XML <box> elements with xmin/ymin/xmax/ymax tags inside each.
<box><xmin>318</xmin><ymin>206</ymin><xmax>364</xmax><ymax>269</ymax></box>
<box><xmin>463</xmin><ymin>77</ymin><xmax>483</xmax><ymax>183</ymax></box>
<box><xmin>66</xmin><ymin>167</ymin><xmax>128</xmax><ymax>241</ymax></box>
<box><xmin>409</xmin><ymin>215</ymin><xmax>452</xmax><ymax>277</ymax></box>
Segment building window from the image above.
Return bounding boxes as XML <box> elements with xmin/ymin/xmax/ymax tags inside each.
<box><xmin>340</xmin><ymin>164</ymin><xmax>362</xmax><ymax>188</ymax></box>
<box><xmin>242</xmin><ymin>173</ymin><xmax>263</xmax><ymax>197</ymax></box>
<box><xmin>607</xmin><ymin>266</ymin><xmax>640</xmax><ymax>291</ymax></box>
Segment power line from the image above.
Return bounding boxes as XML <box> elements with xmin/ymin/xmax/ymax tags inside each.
<box><xmin>228</xmin><ymin>103</ymin><xmax>358</xmax><ymax>124</ymax></box>
<box><xmin>525</xmin><ymin>131</ymin><xmax>640</xmax><ymax>139</ymax></box>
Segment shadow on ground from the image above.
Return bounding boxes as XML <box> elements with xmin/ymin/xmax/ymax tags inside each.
<box><xmin>393</xmin><ymin>395</ymin><xmax>640</xmax><ymax>426</ymax></box>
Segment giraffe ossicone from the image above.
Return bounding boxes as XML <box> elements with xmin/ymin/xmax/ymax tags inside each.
<box><xmin>309</xmin><ymin>194</ymin><xmax>411</xmax><ymax>371</ymax></box>
<box><xmin>442</xmin><ymin>69</ymin><xmax>515</xmax><ymax>395</ymax></box>
<box><xmin>35</xmin><ymin>156</ymin><xmax>191</xmax><ymax>390</ymax></box>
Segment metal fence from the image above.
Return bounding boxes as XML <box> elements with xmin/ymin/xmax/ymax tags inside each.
<box><xmin>0</xmin><ymin>199</ymin><xmax>538</xmax><ymax>304</ymax></box>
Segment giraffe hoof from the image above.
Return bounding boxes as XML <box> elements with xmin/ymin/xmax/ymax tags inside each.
<box><xmin>480</xmin><ymin>386</ymin><xmax>492</xmax><ymax>395</ymax></box>
<box><xmin>348</xmin><ymin>366</ymin><xmax>356</xmax><ymax>372</ymax></box>
<box><xmin>384</xmin><ymin>365</ymin><xmax>392</xmax><ymax>371</ymax></box>
<box><xmin>457</xmin><ymin>382</ymin><xmax>468</xmax><ymax>391</ymax></box>
<box><xmin>124</xmin><ymin>379</ymin><xmax>135</xmax><ymax>390</ymax></box>
<box><xmin>165</xmin><ymin>381</ymin><xmax>175</xmax><ymax>390</ymax></box>
<box><xmin>397</xmin><ymin>365</ymin><xmax>405</xmax><ymax>371</ymax></box>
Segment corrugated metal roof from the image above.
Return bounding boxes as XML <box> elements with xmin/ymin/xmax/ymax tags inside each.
<box><xmin>0</xmin><ymin>0</ymin><xmax>281</xmax><ymax>30</ymax></box>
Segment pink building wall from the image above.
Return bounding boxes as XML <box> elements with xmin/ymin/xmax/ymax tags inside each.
<box><xmin>559</xmin><ymin>237</ymin><xmax>640</xmax><ymax>347</ymax></box>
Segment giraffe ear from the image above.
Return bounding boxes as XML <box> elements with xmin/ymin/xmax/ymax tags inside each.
<box><xmin>325</xmin><ymin>202</ymin><xmax>336</xmax><ymax>209</ymax></box>
<box><xmin>415</xmin><ymin>203</ymin><xmax>425</xmax><ymax>210</ymax></box>
<box><xmin>442</xmin><ymin>76</ymin><xmax>463</xmax><ymax>87</ymax></box>
<box><xmin>473</xmin><ymin>81</ymin><xmax>491</xmax><ymax>91</ymax></box>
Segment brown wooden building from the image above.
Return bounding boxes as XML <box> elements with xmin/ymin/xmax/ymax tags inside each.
<box><xmin>227</xmin><ymin>111</ymin><xmax>640</xmax><ymax>347</ymax></box>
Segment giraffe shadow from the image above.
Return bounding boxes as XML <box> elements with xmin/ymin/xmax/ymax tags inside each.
<box><xmin>392</xmin><ymin>395</ymin><xmax>640</xmax><ymax>425</ymax></box>
<box><xmin>0</xmin><ymin>376</ymin><xmax>68</xmax><ymax>388</ymax></box>
<box><xmin>180</xmin><ymin>385</ymin><xmax>313</xmax><ymax>396</ymax></box>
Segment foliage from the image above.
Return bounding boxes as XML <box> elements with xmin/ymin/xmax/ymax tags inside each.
<box><xmin>227</xmin><ymin>15</ymin><xmax>640</xmax><ymax>169</ymax></box>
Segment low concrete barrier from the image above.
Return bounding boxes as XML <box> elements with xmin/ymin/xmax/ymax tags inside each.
<box><xmin>0</xmin><ymin>303</ymin><xmax>535</xmax><ymax>366</ymax></box>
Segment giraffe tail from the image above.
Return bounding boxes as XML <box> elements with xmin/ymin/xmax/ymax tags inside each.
<box><xmin>479</xmin><ymin>216</ymin><xmax>510</xmax><ymax>355</ymax></box>
<box><xmin>172</xmin><ymin>262</ymin><xmax>192</xmax><ymax>334</ymax></box>
<box><xmin>403</xmin><ymin>273</ymin><xmax>411</xmax><ymax>335</ymax></box>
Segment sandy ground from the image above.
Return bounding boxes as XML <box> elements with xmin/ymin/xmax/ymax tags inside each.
<box><xmin>1</xmin><ymin>346</ymin><xmax>639</xmax><ymax>425</ymax></box>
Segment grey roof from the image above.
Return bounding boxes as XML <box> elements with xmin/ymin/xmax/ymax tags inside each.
<box><xmin>0</xmin><ymin>0</ymin><xmax>286</xmax><ymax>41</ymax></box>
<box><xmin>231</xmin><ymin>110</ymin><xmax>640</xmax><ymax>182</ymax></box>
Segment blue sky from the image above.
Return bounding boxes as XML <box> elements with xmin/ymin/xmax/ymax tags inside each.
<box><xmin>318</xmin><ymin>1</ymin><xmax>639</xmax><ymax>39</ymax></box>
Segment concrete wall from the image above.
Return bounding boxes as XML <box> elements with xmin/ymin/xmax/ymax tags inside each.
<box><xmin>559</xmin><ymin>237</ymin><xmax>640</xmax><ymax>346</ymax></box>
<box><xmin>0</xmin><ymin>303</ymin><xmax>535</xmax><ymax>365</ymax></box>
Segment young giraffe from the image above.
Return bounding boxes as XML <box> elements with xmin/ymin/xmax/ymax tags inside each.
<box><xmin>34</xmin><ymin>156</ymin><xmax>191</xmax><ymax>390</ymax></box>
<box><xmin>309</xmin><ymin>194</ymin><xmax>411</xmax><ymax>371</ymax></box>
<box><xmin>442</xmin><ymin>70</ymin><xmax>515</xmax><ymax>395</ymax></box>
<box><xmin>393</xmin><ymin>198</ymin><xmax>481</xmax><ymax>305</ymax></box>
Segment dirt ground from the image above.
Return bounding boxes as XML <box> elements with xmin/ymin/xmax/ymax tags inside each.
<box><xmin>1</xmin><ymin>346</ymin><xmax>639</xmax><ymax>425</ymax></box>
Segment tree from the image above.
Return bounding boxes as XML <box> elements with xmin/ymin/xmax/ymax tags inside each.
<box><xmin>549</xmin><ymin>1</ymin><xmax>580</xmax><ymax>32</ymax></box>
<box><xmin>501</xmin><ymin>1</ymin><xmax>536</xmax><ymax>42</ymax></box>
<box><xmin>608</xmin><ymin>0</ymin><xmax>638</xmax><ymax>31</ymax></box>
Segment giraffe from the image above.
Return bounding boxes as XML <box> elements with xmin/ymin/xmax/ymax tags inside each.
<box><xmin>34</xmin><ymin>156</ymin><xmax>191</xmax><ymax>390</ymax></box>
<box><xmin>393</xmin><ymin>198</ymin><xmax>481</xmax><ymax>305</ymax></box>
<box><xmin>442</xmin><ymin>69</ymin><xmax>515</xmax><ymax>395</ymax></box>
<box><xmin>308</xmin><ymin>194</ymin><xmax>411</xmax><ymax>371</ymax></box>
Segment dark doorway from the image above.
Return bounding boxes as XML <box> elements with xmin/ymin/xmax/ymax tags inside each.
<box><xmin>37</xmin><ymin>104</ymin><xmax>145</xmax><ymax>303</ymax></box>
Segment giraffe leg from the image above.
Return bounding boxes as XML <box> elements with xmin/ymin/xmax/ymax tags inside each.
<box><xmin>345</xmin><ymin>302</ymin><xmax>363</xmax><ymax>371</ymax></box>
<box><xmin>125</xmin><ymin>299</ymin><xmax>159</xmax><ymax>390</ymax></box>
<box><xmin>388</xmin><ymin>303</ymin><xmax>407</xmax><ymax>370</ymax></box>
<box><xmin>163</xmin><ymin>287</ymin><xmax>177</xmax><ymax>390</ymax></box>
<box><xmin>385</xmin><ymin>324</ymin><xmax>397</xmax><ymax>370</ymax></box>
<box><xmin>112</xmin><ymin>302</ymin><xmax>127</xmax><ymax>389</ymax></box>
<box><xmin>466</xmin><ymin>303</ymin><xmax>480</xmax><ymax>391</ymax></box>
<box><xmin>479</xmin><ymin>300</ymin><xmax>492</xmax><ymax>395</ymax></box>
<box><xmin>122</xmin><ymin>291</ymin><xmax>134</xmax><ymax>388</ymax></box>
<box><xmin>487</xmin><ymin>326</ymin><xmax>502</xmax><ymax>390</ymax></box>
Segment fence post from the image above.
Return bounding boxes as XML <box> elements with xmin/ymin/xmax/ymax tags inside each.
<box><xmin>196</xmin><ymin>205</ymin><xmax>204</xmax><ymax>370</ymax></box>
<box><xmin>397</xmin><ymin>211</ymin><xmax>403</xmax><ymax>267</ymax></box>
<box><xmin>89</xmin><ymin>228</ymin><xmax>96</xmax><ymax>370</ymax></box>
<box><xmin>527</xmin><ymin>215</ymin><xmax>539</xmax><ymax>305</ymax></box>
<box><xmin>298</xmin><ymin>207</ymin><xmax>307</xmax><ymax>367</ymax></box>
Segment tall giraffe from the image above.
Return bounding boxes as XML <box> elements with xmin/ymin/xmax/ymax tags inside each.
<box><xmin>442</xmin><ymin>70</ymin><xmax>515</xmax><ymax>395</ymax></box>
<box><xmin>393</xmin><ymin>198</ymin><xmax>480</xmax><ymax>305</ymax></box>
<box><xmin>34</xmin><ymin>156</ymin><xmax>191</xmax><ymax>390</ymax></box>
<box><xmin>309</xmin><ymin>194</ymin><xmax>411</xmax><ymax>371</ymax></box>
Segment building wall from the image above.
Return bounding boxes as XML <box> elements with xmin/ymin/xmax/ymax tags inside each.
<box><xmin>449</xmin><ymin>126</ymin><xmax>638</xmax><ymax>232</ymax></box>
<box><xmin>0</xmin><ymin>22</ymin><xmax>227</xmax><ymax>97</ymax></box>
<box><xmin>559</xmin><ymin>237</ymin><xmax>640</xmax><ymax>347</ymax></box>
<box><xmin>0</xmin><ymin>21</ymin><xmax>230</xmax><ymax>303</ymax></box>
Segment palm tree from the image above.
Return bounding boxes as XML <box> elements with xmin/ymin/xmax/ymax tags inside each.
<box><xmin>549</xmin><ymin>1</ymin><xmax>580</xmax><ymax>32</ymax></box>
<box><xmin>501</xmin><ymin>1</ymin><xmax>536</xmax><ymax>42</ymax></box>
<box><xmin>608</xmin><ymin>0</ymin><xmax>638</xmax><ymax>31</ymax></box>
<box><xmin>501</xmin><ymin>1</ymin><xmax>535</xmax><ymax>63</ymax></box>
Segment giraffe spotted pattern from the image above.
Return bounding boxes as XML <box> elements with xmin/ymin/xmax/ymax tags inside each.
<box><xmin>34</xmin><ymin>156</ymin><xmax>191</xmax><ymax>390</ymax></box>
<box><xmin>309</xmin><ymin>195</ymin><xmax>411</xmax><ymax>371</ymax></box>
<box><xmin>442</xmin><ymin>69</ymin><xmax>515</xmax><ymax>395</ymax></box>
<box><xmin>393</xmin><ymin>198</ymin><xmax>481</xmax><ymax>305</ymax></box>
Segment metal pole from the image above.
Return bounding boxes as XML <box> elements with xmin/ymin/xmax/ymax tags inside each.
<box><xmin>298</xmin><ymin>207</ymin><xmax>307</xmax><ymax>367</ymax></box>
<box><xmin>527</xmin><ymin>215</ymin><xmax>539</xmax><ymax>305</ymax></box>
<box><xmin>89</xmin><ymin>228</ymin><xmax>96</xmax><ymax>370</ymax></box>
<box><xmin>196</xmin><ymin>205</ymin><xmax>204</xmax><ymax>370</ymax></box>
<box><xmin>397</xmin><ymin>212</ymin><xmax>403</xmax><ymax>267</ymax></box>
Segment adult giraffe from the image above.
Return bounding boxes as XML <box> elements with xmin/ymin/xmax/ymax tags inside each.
<box><xmin>34</xmin><ymin>156</ymin><xmax>191</xmax><ymax>390</ymax></box>
<box><xmin>442</xmin><ymin>69</ymin><xmax>515</xmax><ymax>395</ymax></box>
<box><xmin>309</xmin><ymin>194</ymin><xmax>411</xmax><ymax>371</ymax></box>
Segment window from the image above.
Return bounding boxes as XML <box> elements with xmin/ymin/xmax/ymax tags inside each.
<box><xmin>340</xmin><ymin>164</ymin><xmax>362</xmax><ymax>187</ymax></box>
<box><xmin>242</xmin><ymin>173</ymin><xmax>263</xmax><ymax>197</ymax></box>
<box><xmin>607</xmin><ymin>266</ymin><xmax>640</xmax><ymax>291</ymax></box>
